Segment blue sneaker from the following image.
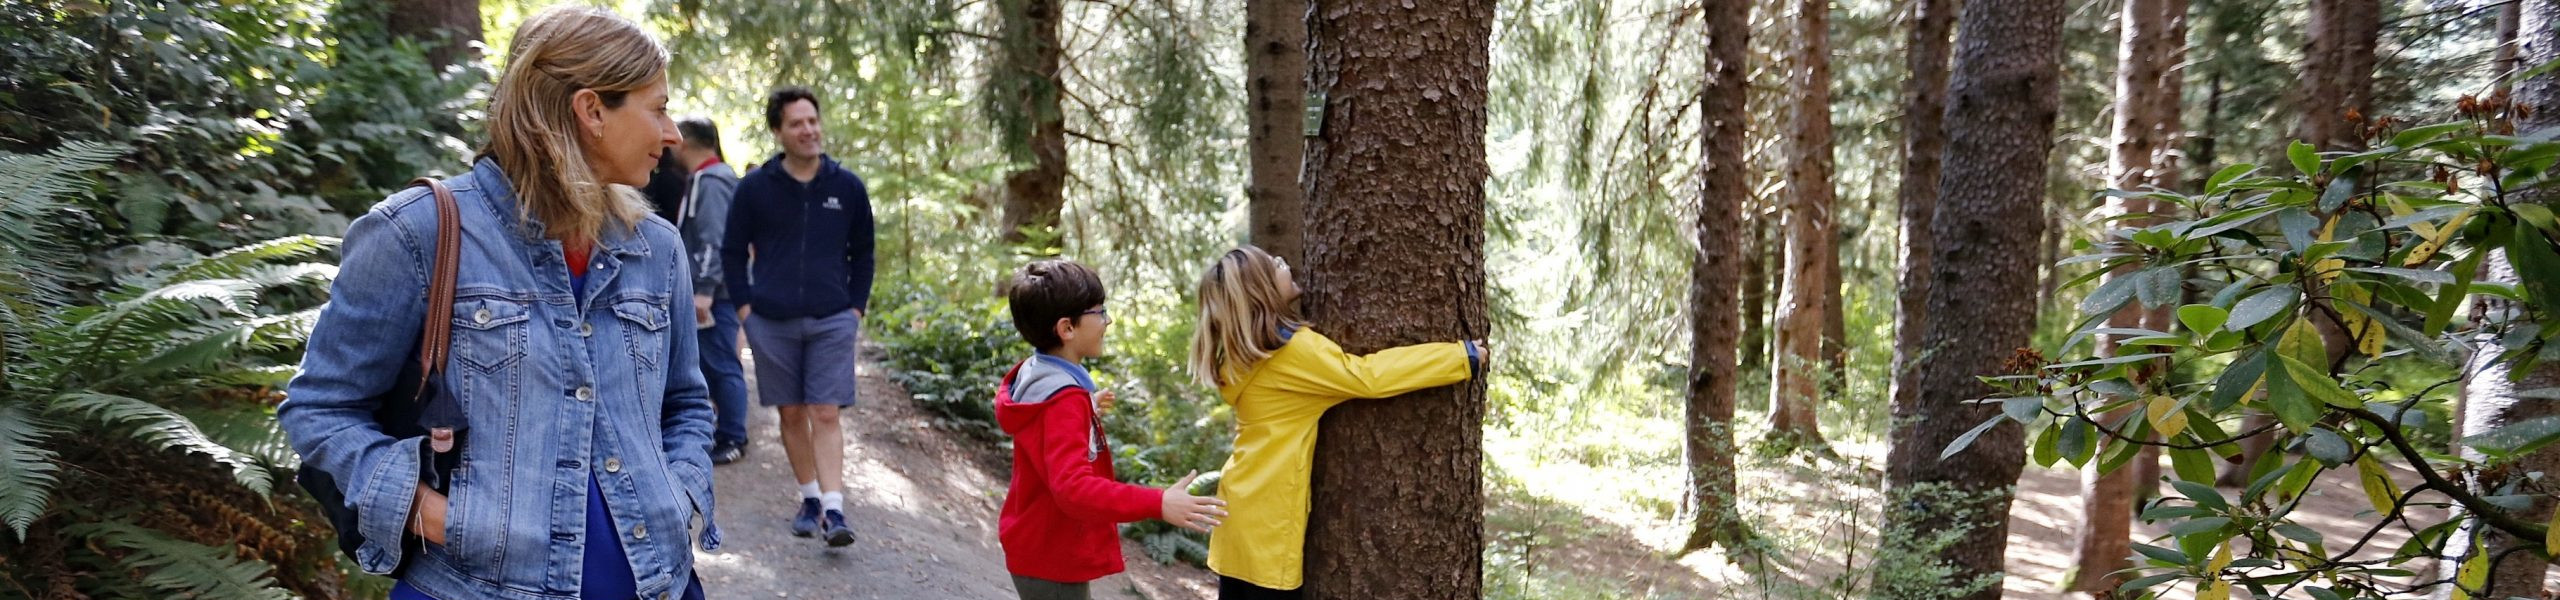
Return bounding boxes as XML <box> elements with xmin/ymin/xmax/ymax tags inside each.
<box><xmin>822</xmin><ymin>509</ymin><xmax>855</xmax><ymax>547</ymax></box>
<box><xmin>790</xmin><ymin>498</ymin><xmax>821</xmax><ymax>538</ymax></box>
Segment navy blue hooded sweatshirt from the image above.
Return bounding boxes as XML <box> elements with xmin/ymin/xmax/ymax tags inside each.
<box><xmin>722</xmin><ymin>154</ymin><xmax>876</xmax><ymax>319</ymax></box>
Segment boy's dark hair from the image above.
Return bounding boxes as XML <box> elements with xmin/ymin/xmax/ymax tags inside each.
<box><xmin>765</xmin><ymin>86</ymin><xmax>820</xmax><ymax>130</ymax></box>
<box><xmin>677</xmin><ymin>116</ymin><xmax>724</xmax><ymax>161</ymax></box>
<box><xmin>1007</xmin><ymin>260</ymin><xmax>1107</xmax><ymax>351</ymax></box>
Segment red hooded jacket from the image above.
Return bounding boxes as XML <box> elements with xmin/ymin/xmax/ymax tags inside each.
<box><xmin>994</xmin><ymin>355</ymin><xmax>1163</xmax><ymax>583</ymax></box>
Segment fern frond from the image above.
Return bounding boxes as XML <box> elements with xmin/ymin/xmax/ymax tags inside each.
<box><xmin>203</xmin><ymin>365</ymin><xmax>296</xmax><ymax>390</ymax></box>
<box><xmin>0</xmin><ymin>403</ymin><xmax>64</xmax><ymax>541</ymax></box>
<box><xmin>64</xmin><ymin>521</ymin><xmax>293</xmax><ymax>600</ymax></box>
<box><xmin>178</xmin><ymin>404</ymin><xmax>296</xmax><ymax>467</ymax></box>
<box><xmin>166</xmin><ymin>235</ymin><xmax>339</xmax><ymax>283</ymax></box>
<box><xmin>0</xmin><ymin>142</ymin><xmax>129</xmax><ymax>376</ymax></box>
<box><xmin>51</xmin><ymin>392</ymin><xmax>273</xmax><ymax>497</ymax></box>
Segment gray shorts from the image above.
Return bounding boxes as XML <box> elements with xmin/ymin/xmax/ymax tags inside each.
<box><xmin>743</xmin><ymin>310</ymin><xmax>861</xmax><ymax>407</ymax></box>
<box><xmin>1011</xmin><ymin>575</ymin><xmax>1090</xmax><ymax>600</ymax></box>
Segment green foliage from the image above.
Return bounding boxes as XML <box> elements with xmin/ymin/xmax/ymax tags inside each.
<box><xmin>0</xmin><ymin>0</ymin><xmax>481</xmax><ymax>278</ymax></box>
<box><xmin>0</xmin><ymin>143</ymin><xmax>342</xmax><ymax>597</ymax></box>
<box><xmin>62</xmin><ymin>522</ymin><xmax>295</xmax><ymax>600</ymax></box>
<box><xmin>1966</xmin><ymin>115</ymin><xmax>2560</xmax><ymax>599</ymax></box>
<box><xmin>870</xmin><ymin>281</ymin><xmax>1028</xmax><ymax>437</ymax></box>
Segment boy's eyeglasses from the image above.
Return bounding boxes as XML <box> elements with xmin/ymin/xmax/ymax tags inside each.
<box><xmin>1082</xmin><ymin>307</ymin><xmax>1111</xmax><ymax>323</ymax></box>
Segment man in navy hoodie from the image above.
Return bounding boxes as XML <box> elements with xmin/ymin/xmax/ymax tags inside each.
<box><xmin>722</xmin><ymin>86</ymin><xmax>875</xmax><ymax>547</ymax></box>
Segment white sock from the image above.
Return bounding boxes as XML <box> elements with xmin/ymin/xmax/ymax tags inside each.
<box><xmin>820</xmin><ymin>491</ymin><xmax>844</xmax><ymax>514</ymax></box>
<box><xmin>798</xmin><ymin>481</ymin><xmax>821</xmax><ymax>501</ymax></box>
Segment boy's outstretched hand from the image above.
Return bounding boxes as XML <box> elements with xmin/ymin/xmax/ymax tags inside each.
<box><xmin>1096</xmin><ymin>389</ymin><xmax>1117</xmax><ymax>412</ymax></box>
<box><xmin>1162</xmin><ymin>471</ymin><xmax>1228</xmax><ymax>534</ymax></box>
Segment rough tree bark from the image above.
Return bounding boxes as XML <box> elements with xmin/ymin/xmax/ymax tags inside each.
<box><xmin>1297</xmin><ymin>0</ymin><xmax>1494</xmax><ymax>597</ymax></box>
<box><xmin>2069</xmin><ymin>0</ymin><xmax>2187</xmax><ymax>592</ymax></box>
<box><xmin>997</xmin><ymin>0</ymin><xmax>1069</xmax><ymax>247</ymax></box>
<box><xmin>1247</xmin><ymin>0</ymin><xmax>1309</xmax><ymax>265</ymax></box>
<box><xmin>1890</xmin><ymin>0</ymin><xmax>1959</xmax><ymax>422</ymax></box>
<box><xmin>1875</xmin><ymin>0</ymin><xmax>2066</xmax><ymax>597</ymax></box>
<box><xmin>1679</xmin><ymin>0</ymin><xmax>1752</xmax><ymax>554</ymax></box>
<box><xmin>1769</xmin><ymin>0</ymin><xmax>1834</xmax><ymax>447</ymax></box>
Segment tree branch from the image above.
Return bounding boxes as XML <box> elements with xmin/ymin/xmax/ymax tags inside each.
<box><xmin>2348</xmin><ymin>405</ymin><xmax>2553</xmax><ymax>553</ymax></box>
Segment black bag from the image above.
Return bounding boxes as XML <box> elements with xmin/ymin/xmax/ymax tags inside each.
<box><xmin>294</xmin><ymin>178</ymin><xmax>470</xmax><ymax>575</ymax></box>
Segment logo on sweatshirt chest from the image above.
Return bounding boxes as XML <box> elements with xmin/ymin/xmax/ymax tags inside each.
<box><xmin>822</xmin><ymin>196</ymin><xmax>842</xmax><ymax>210</ymax></box>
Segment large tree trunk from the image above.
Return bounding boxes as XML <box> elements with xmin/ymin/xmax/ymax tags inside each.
<box><xmin>1890</xmin><ymin>0</ymin><xmax>1959</xmax><ymax>421</ymax></box>
<box><xmin>1679</xmin><ymin>0</ymin><xmax>1752</xmax><ymax>555</ymax></box>
<box><xmin>387</xmin><ymin>0</ymin><xmax>482</xmax><ymax>71</ymax></box>
<box><xmin>1742</xmin><ymin>204</ymin><xmax>1773</xmax><ymax>373</ymax></box>
<box><xmin>2293</xmin><ymin>0</ymin><xmax>2381</xmax><ymax>152</ymax></box>
<box><xmin>1875</xmin><ymin>0</ymin><xmax>2065</xmax><ymax>597</ymax></box>
<box><xmin>1246</xmin><ymin>0</ymin><xmax>1310</xmax><ymax>265</ymax></box>
<box><xmin>1768</xmin><ymin>0</ymin><xmax>1834</xmax><ymax>448</ymax></box>
<box><xmin>2438</xmin><ymin>4</ymin><xmax>2560</xmax><ymax>596</ymax></box>
<box><xmin>1297</xmin><ymin>0</ymin><xmax>1492</xmax><ymax>597</ymax></box>
<box><xmin>2069</xmin><ymin>0</ymin><xmax>2188</xmax><ymax>592</ymax></box>
<box><xmin>997</xmin><ymin>0</ymin><xmax>1069</xmax><ymax>246</ymax></box>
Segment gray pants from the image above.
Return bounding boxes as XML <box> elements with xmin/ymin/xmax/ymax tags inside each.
<box><xmin>1011</xmin><ymin>576</ymin><xmax>1091</xmax><ymax>600</ymax></box>
<box><xmin>742</xmin><ymin>310</ymin><xmax>861</xmax><ymax>406</ymax></box>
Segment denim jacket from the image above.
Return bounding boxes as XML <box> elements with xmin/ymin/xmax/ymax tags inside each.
<box><xmin>281</xmin><ymin>158</ymin><xmax>722</xmax><ymax>600</ymax></box>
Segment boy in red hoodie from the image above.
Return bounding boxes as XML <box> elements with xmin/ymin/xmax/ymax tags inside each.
<box><xmin>997</xmin><ymin>259</ymin><xmax>1229</xmax><ymax>600</ymax></box>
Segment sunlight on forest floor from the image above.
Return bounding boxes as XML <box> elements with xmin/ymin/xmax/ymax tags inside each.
<box><xmin>1485</xmin><ymin>408</ymin><xmax>2496</xmax><ymax>600</ymax></box>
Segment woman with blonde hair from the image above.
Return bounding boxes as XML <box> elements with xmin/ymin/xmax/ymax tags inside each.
<box><xmin>1186</xmin><ymin>246</ymin><xmax>1485</xmax><ymax>599</ymax></box>
<box><xmin>280</xmin><ymin>7</ymin><xmax>716</xmax><ymax>599</ymax></box>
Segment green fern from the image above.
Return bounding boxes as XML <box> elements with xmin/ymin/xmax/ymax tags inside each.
<box><xmin>0</xmin><ymin>142</ymin><xmax>127</xmax><ymax>379</ymax></box>
<box><xmin>65</xmin><ymin>521</ymin><xmax>293</xmax><ymax>600</ymax></box>
<box><xmin>164</xmin><ymin>235</ymin><xmax>338</xmax><ymax>283</ymax></box>
<box><xmin>0</xmin><ymin>404</ymin><xmax>63</xmax><ymax>541</ymax></box>
<box><xmin>51</xmin><ymin>392</ymin><xmax>274</xmax><ymax>497</ymax></box>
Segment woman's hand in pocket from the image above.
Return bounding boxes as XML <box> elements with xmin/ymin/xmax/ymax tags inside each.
<box><xmin>411</xmin><ymin>483</ymin><xmax>449</xmax><ymax>546</ymax></box>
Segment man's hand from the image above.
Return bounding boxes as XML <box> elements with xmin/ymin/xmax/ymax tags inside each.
<box><xmin>737</xmin><ymin>304</ymin><xmax>752</xmax><ymax>321</ymax></box>
<box><xmin>411</xmin><ymin>484</ymin><xmax>448</xmax><ymax>546</ymax></box>
<box><xmin>694</xmin><ymin>294</ymin><xmax>714</xmax><ymax>327</ymax></box>
<box><xmin>1161</xmin><ymin>471</ymin><xmax>1228</xmax><ymax>534</ymax></box>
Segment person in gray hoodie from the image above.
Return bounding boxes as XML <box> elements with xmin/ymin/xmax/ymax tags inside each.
<box><xmin>674</xmin><ymin>116</ymin><xmax>751</xmax><ymax>464</ymax></box>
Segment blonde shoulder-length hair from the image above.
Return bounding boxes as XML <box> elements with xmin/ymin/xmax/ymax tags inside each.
<box><xmin>479</xmin><ymin>6</ymin><xmax>664</xmax><ymax>243</ymax></box>
<box><xmin>1187</xmin><ymin>246</ymin><xmax>1304</xmax><ymax>388</ymax></box>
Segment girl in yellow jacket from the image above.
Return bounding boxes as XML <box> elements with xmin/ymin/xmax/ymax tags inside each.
<box><xmin>1186</xmin><ymin>246</ymin><xmax>1483</xmax><ymax>599</ymax></box>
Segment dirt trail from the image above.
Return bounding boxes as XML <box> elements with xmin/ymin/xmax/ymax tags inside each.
<box><xmin>689</xmin><ymin>344</ymin><xmax>1214</xmax><ymax>599</ymax></box>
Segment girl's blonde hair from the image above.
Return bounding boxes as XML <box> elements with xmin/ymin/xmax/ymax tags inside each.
<box><xmin>479</xmin><ymin>6</ymin><xmax>663</xmax><ymax>243</ymax></box>
<box><xmin>1188</xmin><ymin>246</ymin><xmax>1304</xmax><ymax>388</ymax></box>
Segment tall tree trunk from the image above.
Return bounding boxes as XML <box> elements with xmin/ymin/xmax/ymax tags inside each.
<box><xmin>2227</xmin><ymin>0</ymin><xmax>2384</xmax><ymax>485</ymax></box>
<box><xmin>2069</xmin><ymin>0</ymin><xmax>2188</xmax><ymax>592</ymax></box>
<box><xmin>1769</xmin><ymin>0</ymin><xmax>1834</xmax><ymax>448</ymax></box>
<box><xmin>1891</xmin><ymin>0</ymin><xmax>1959</xmax><ymax>421</ymax></box>
<box><xmin>2041</xmin><ymin>204</ymin><xmax>2065</xmax><ymax>312</ymax></box>
<box><xmin>2293</xmin><ymin>0</ymin><xmax>2381</xmax><ymax>152</ymax></box>
<box><xmin>997</xmin><ymin>0</ymin><xmax>1069</xmax><ymax>246</ymax></box>
<box><xmin>1823</xmin><ymin>236</ymin><xmax>1847</xmax><ymax>396</ymax></box>
<box><xmin>388</xmin><ymin>0</ymin><xmax>482</xmax><ymax>71</ymax></box>
<box><xmin>2190</xmin><ymin>71</ymin><xmax>2224</xmax><ymax>191</ymax></box>
<box><xmin>1680</xmin><ymin>0</ymin><xmax>1753</xmax><ymax>554</ymax></box>
<box><xmin>1742</xmin><ymin>204</ymin><xmax>1773</xmax><ymax>373</ymax></box>
<box><xmin>1875</xmin><ymin>0</ymin><xmax>2065</xmax><ymax>597</ymax></box>
<box><xmin>2438</xmin><ymin>4</ymin><xmax>2560</xmax><ymax>596</ymax></box>
<box><xmin>1298</xmin><ymin>0</ymin><xmax>1492</xmax><ymax>597</ymax></box>
<box><xmin>1247</xmin><ymin>0</ymin><xmax>1310</xmax><ymax>265</ymax></box>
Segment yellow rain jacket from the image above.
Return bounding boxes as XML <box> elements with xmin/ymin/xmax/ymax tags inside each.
<box><xmin>1205</xmin><ymin>327</ymin><xmax>1475</xmax><ymax>590</ymax></box>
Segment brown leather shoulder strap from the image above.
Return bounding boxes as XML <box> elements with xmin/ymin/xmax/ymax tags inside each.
<box><xmin>411</xmin><ymin>177</ymin><xmax>461</xmax><ymax>398</ymax></box>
